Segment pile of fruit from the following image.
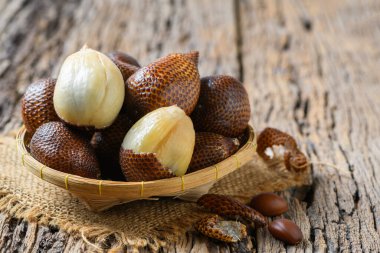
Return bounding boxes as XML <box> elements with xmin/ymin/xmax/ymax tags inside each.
<box><xmin>21</xmin><ymin>46</ymin><xmax>251</xmax><ymax>181</ymax></box>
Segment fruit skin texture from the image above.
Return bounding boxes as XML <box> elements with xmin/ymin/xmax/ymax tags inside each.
<box><xmin>108</xmin><ymin>51</ymin><xmax>141</xmax><ymax>68</ymax></box>
<box><xmin>107</xmin><ymin>51</ymin><xmax>140</xmax><ymax>81</ymax></box>
<box><xmin>30</xmin><ymin>122</ymin><xmax>100</xmax><ymax>179</ymax></box>
<box><xmin>195</xmin><ymin>215</ymin><xmax>247</xmax><ymax>243</ymax></box>
<box><xmin>188</xmin><ymin>132</ymin><xmax>240</xmax><ymax>173</ymax></box>
<box><xmin>120</xmin><ymin>105</ymin><xmax>195</xmax><ymax>181</ymax></box>
<box><xmin>256</xmin><ymin>127</ymin><xmax>297</xmax><ymax>160</ymax></box>
<box><xmin>197</xmin><ymin>194</ymin><xmax>267</xmax><ymax>227</ymax></box>
<box><xmin>191</xmin><ymin>75</ymin><xmax>251</xmax><ymax>137</ymax></box>
<box><xmin>119</xmin><ymin>150</ymin><xmax>175</xmax><ymax>181</ymax></box>
<box><xmin>53</xmin><ymin>46</ymin><xmax>125</xmax><ymax>129</ymax></box>
<box><xmin>257</xmin><ymin>128</ymin><xmax>308</xmax><ymax>172</ymax></box>
<box><xmin>21</xmin><ymin>78</ymin><xmax>60</xmax><ymax>134</ymax></box>
<box><xmin>268</xmin><ymin>218</ymin><xmax>303</xmax><ymax>245</ymax></box>
<box><xmin>249</xmin><ymin>192</ymin><xmax>289</xmax><ymax>216</ymax></box>
<box><xmin>91</xmin><ymin>113</ymin><xmax>134</xmax><ymax>181</ymax></box>
<box><xmin>126</xmin><ymin>51</ymin><xmax>200</xmax><ymax>118</ymax></box>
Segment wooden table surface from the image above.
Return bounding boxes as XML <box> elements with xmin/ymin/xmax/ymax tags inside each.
<box><xmin>1</xmin><ymin>0</ymin><xmax>380</xmax><ymax>252</ymax></box>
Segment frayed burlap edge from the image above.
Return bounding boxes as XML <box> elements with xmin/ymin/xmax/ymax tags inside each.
<box><xmin>0</xmin><ymin>190</ymin><xmax>208</xmax><ymax>252</ymax></box>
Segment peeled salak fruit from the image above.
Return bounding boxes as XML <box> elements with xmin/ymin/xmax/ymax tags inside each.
<box><xmin>120</xmin><ymin>105</ymin><xmax>195</xmax><ymax>181</ymax></box>
<box><xmin>53</xmin><ymin>45</ymin><xmax>125</xmax><ymax>129</ymax></box>
<box><xmin>30</xmin><ymin>122</ymin><xmax>100</xmax><ymax>179</ymax></box>
<box><xmin>21</xmin><ymin>78</ymin><xmax>60</xmax><ymax>134</ymax></box>
<box><xmin>126</xmin><ymin>52</ymin><xmax>200</xmax><ymax>118</ymax></box>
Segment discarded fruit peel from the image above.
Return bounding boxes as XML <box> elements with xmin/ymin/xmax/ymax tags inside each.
<box><xmin>195</xmin><ymin>215</ymin><xmax>247</xmax><ymax>243</ymax></box>
<box><xmin>197</xmin><ymin>194</ymin><xmax>267</xmax><ymax>227</ymax></box>
<box><xmin>257</xmin><ymin>128</ymin><xmax>308</xmax><ymax>172</ymax></box>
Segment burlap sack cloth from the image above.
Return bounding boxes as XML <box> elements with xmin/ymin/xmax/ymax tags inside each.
<box><xmin>0</xmin><ymin>134</ymin><xmax>311</xmax><ymax>251</ymax></box>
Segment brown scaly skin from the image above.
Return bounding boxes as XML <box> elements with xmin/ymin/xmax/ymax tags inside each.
<box><xmin>197</xmin><ymin>194</ymin><xmax>267</xmax><ymax>227</ymax></box>
<box><xmin>237</xmin><ymin>127</ymin><xmax>251</xmax><ymax>149</ymax></box>
<box><xmin>256</xmin><ymin>128</ymin><xmax>297</xmax><ymax>159</ymax></box>
<box><xmin>119</xmin><ymin>149</ymin><xmax>175</xmax><ymax>181</ymax></box>
<box><xmin>195</xmin><ymin>215</ymin><xmax>247</xmax><ymax>243</ymax></box>
<box><xmin>108</xmin><ymin>51</ymin><xmax>141</xmax><ymax>68</ymax></box>
<box><xmin>21</xmin><ymin>78</ymin><xmax>60</xmax><ymax>134</ymax></box>
<box><xmin>107</xmin><ymin>51</ymin><xmax>140</xmax><ymax>81</ymax></box>
<box><xmin>30</xmin><ymin>122</ymin><xmax>100</xmax><ymax>179</ymax></box>
<box><xmin>91</xmin><ymin>113</ymin><xmax>134</xmax><ymax>181</ymax></box>
<box><xmin>257</xmin><ymin>128</ymin><xmax>308</xmax><ymax>172</ymax></box>
<box><xmin>284</xmin><ymin>149</ymin><xmax>308</xmax><ymax>172</ymax></box>
<box><xmin>191</xmin><ymin>75</ymin><xmax>251</xmax><ymax>138</ymax></box>
<box><xmin>188</xmin><ymin>132</ymin><xmax>240</xmax><ymax>173</ymax></box>
<box><xmin>126</xmin><ymin>51</ymin><xmax>201</xmax><ymax>118</ymax></box>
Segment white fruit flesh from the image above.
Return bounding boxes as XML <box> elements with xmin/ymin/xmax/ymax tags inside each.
<box><xmin>54</xmin><ymin>46</ymin><xmax>125</xmax><ymax>129</ymax></box>
<box><xmin>122</xmin><ymin>105</ymin><xmax>195</xmax><ymax>176</ymax></box>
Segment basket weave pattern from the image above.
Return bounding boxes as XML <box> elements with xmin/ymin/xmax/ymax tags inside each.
<box><xmin>16</xmin><ymin>125</ymin><xmax>257</xmax><ymax>211</ymax></box>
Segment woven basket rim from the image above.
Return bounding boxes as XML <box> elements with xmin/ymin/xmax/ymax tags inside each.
<box><xmin>16</xmin><ymin>125</ymin><xmax>256</xmax><ymax>201</ymax></box>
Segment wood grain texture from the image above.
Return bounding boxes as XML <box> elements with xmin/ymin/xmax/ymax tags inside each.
<box><xmin>1</xmin><ymin>0</ymin><xmax>380</xmax><ymax>252</ymax></box>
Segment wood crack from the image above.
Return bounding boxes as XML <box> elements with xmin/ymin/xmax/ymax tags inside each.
<box><xmin>233</xmin><ymin>0</ymin><xmax>244</xmax><ymax>82</ymax></box>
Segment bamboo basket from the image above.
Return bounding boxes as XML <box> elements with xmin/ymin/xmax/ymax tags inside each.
<box><xmin>16</xmin><ymin>125</ymin><xmax>257</xmax><ymax>211</ymax></box>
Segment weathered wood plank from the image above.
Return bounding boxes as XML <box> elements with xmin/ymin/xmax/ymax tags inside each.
<box><xmin>1</xmin><ymin>0</ymin><xmax>380</xmax><ymax>252</ymax></box>
<box><xmin>239</xmin><ymin>0</ymin><xmax>380</xmax><ymax>252</ymax></box>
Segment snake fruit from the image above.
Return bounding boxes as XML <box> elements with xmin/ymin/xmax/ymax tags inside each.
<box><xmin>107</xmin><ymin>51</ymin><xmax>140</xmax><ymax>81</ymax></box>
<box><xmin>21</xmin><ymin>78</ymin><xmax>60</xmax><ymax>134</ymax></box>
<box><xmin>120</xmin><ymin>105</ymin><xmax>195</xmax><ymax>181</ymax></box>
<box><xmin>191</xmin><ymin>75</ymin><xmax>251</xmax><ymax>137</ymax></box>
<box><xmin>188</xmin><ymin>132</ymin><xmax>240</xmax><ymax>173</ymax></box>
<box><xmin>54</xmin><ymin>46</ymin><xmax>125</xmax><ymax>129</ymax></box>
<box><xmin>91</xmin><ymin>113</ymin><xmax>134</xmax><ymax>181</ymax></box>
<box><xmin>30</xmin><ymin>121</ymin><xmax>100</xmax><ymax>179</ymax></box>
<box><xmin>126</xmin><ymin>51</ymin><xmax>200</xmax><ymax>118</ymax></box>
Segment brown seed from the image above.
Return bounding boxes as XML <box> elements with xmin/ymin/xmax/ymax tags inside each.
<box><xmin>195</xmin><ymin>215</ymin><xmax>247</xmax><ymax>243</ymax></box>
<box><xmin>188</xmin><ymin>132</ymin><xmax>240</xmax><ymax>173</ymax></box>
<box><xmin>197</xmin><ymin>194</ymin><xmax>267</xmax><ymax>227</ymax></box>
<box><xmin>21</xmin><ymin>78</ymin><xmax>60</xmax><ymax>134</ymax></box>
<box><xmin>126</xmin><ymin>51</ymin><xmax>200</xmax><ymax>117</ymax></box>
<box><xmin>191</xmin><ymin>75</ymin><xmax>251</xmax><ymax>137</ymax></box>
<box><xmin>268</xmin><ymin>218</ymin><xmax>303</xmax><ymax>245</ymax></box>
<box><xmin>107</xmin><ymin>51</ymin><xmax>140</xmax><ymax>81</ymax></box>
<box><xmin>249</xmin><ymin>192</ymin><xmax>288</xmax><ymax>216</ymax></box>
<box><xmin>91</xmin><ymin>113</ymin><xmax>134</xmax><ymax>181</ymax></box>
<box><xmin>30</xmin><ymin>122</ymin><xmax>100</xmax><ymax>179</ymax></box>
